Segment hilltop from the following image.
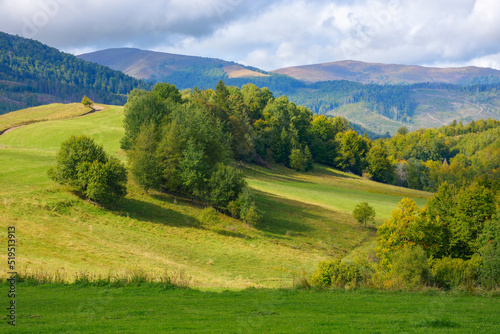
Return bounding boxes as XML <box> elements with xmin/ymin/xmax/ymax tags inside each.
<box><xmin>78</xmin><ymin>48</ymin><xmax>277</xmax><ymax>90</ymax></box>
<box><xmin>0</xmin><ymin>32</ymin><xmax>151</xmax><ymax>115</ymax></box>
<box><xmin>272</xmin><ymin>60</ymin><xmax>500</xmax><ymax>84</ymax></box>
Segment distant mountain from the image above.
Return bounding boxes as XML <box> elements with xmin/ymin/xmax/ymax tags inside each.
<box><xmin>272</xmin><ymin>60</ymin><xmax>500</xmax><ymax>84</ymax></box>
<box><xmin>77</xmin><ymin>48</ymin><xmax>284</xmax><ymax>89</ymax></box>
<box><xmin>0</xmin><ymin>32</ymin><xmax>151</xmax><ymax>115</ymax></box>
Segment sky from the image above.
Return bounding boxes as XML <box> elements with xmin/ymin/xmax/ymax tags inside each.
<box><xmin>1</xmin><ymin>0</ymin><xmax>500</xmax><ymax>71</ymax></box>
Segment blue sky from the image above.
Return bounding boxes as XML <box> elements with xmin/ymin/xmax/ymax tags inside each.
<box><xmin>1</xmin><ymin>0</ymin><xmax>500</xmax><ymax>71</ymax></box>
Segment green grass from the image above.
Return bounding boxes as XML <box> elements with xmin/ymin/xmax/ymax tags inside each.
<box><xmin>0</xmin><ymin>103</ymin><xmax>93</xmax><ymax>133</ymax></box>
<box><xmin>0</xmin><ymin>103</ymin><xmax>431</xmax><ymax>288</ymax></box>
<box><xmin>6</xmin><ymin>284</ymin><xmax>500</xmax><ymax>333</ymax></box>
<box><xmin>245</xmin><ymin>164</ymin><xmax>429</xmax><ymax>222</ymax></box>
<box><xmin>0</xmin><ymin>103</ymin><xmax>498</xmax><ymax>332</ymax></box>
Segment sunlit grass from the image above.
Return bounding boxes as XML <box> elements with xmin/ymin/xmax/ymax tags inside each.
<box><xmin>0</xmin><ymin>103</ymin><xmax>430</xmax><ymax>288</ymax></box>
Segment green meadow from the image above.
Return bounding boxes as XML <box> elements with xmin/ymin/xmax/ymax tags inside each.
<box><xmin>0</xmin><ymin>103</ymin><xmax>431</xmax><ymax>288</ymax></box>
<box><xmin>1</xmin><ymin>104</ymin><xmax>498</xmax><ymax>332</ymax></box>
<box><xmin>7</xmin><ymin>284</ymin><xmax>500</xmax><ymax>333</ymax></box>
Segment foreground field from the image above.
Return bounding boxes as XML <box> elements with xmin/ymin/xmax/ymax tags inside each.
<box><xmin>0</xmin><ymin>103</ymin><xmax>430</xmax><ymax>288</ymax></box>
<box><xmin>7</xmin><ymin>284</ymin><xmax>500</xmax><ymax>333</ymax></box>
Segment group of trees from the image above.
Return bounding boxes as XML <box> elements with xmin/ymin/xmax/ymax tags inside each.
<box><xmin>312</xmin><ymin>182</ymin><xmax>500</xmax><ymax>290</ymax></box>
<box><xmin>123</xmin><ymin>81</ymin><xmax>399</xmax><ymax>183</ymax></box>
<box><xmin>122</xmin><ymin>82</ymin><xmax>263</xmax><ymax>224</ymax></box>
<box><xmin>376</xmin><ymin>182</ymin><xmax>500</xmax><ymax>289</ymax></box>
<box><xmin>119</xmin><ymin>81</ymin><xmax>402</xmax><ymax>221</ymax></box>
<box><xmin>384</xmin><ymin>120</ymin><xmax>500</xmax><ymax>192</ymax></box>
<box><xmin>288</xmin><ymin>80</ymin><xmax>416</xmax><ymax>122</ymax></box>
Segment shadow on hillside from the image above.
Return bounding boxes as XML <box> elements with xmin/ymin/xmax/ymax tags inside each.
<box><xmin>253</xmin><ymin>190</ymin><xmax>318</xmax><ymax>235</ymax></box>
<box><xmin>111</xmin><ymin>197</ymin><xmax>200</xmax><ymax>228</ymax></box>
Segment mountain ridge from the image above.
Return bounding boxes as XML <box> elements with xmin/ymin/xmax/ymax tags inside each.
<box><xmin>271</xmin><ymin>60</ymin><xmax>500</xmax><ymax>84</ymax></box>
<box><xmin>78</xmin><ymin>48</ymin><xmax>269</xmax><ymax>82</ymax></box>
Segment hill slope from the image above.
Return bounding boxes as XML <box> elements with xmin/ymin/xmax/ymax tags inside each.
<box><xmin>0</xmin><ymin>104</ymin><xmax>429</xmax><ymax>288</ymax></box>
<box><xmin>0</xmin><ymin>32</ymin><xmax>151</xmax><ymax>115</ymax></box>
<box><xmin>272</xmin><ymin>60</ymin><xmax>500</xmax><ymax>84</ymax></box>
<box><xmin>78</xmin><ymin>48</ymin><xmax>272</xmax><ymax>85</ymax></box>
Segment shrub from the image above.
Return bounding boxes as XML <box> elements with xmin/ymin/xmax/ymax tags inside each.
<box><xmin>432</xmin><ymin>256</ymin><xmax>481</xmax><ymax>289</ymax></box>
<box><xmin>237</xmin><ymin>188</ymin><xmax>262</xmax><ymax>226</ymax></box>
<box><xmin>48</xmin><ymin>135</ymin><xmax>127</xmax><ymax>203</ymax></box>
<box><xmin>198</xmin><ymin>207</ymin><xmax>219</xmax><ymax>228</ymax></box>
<box><xmin>389</xmin><ymin>245</ymin><xmax>431</xmax><ymax>289</ymax></box>
<box><xmin>310</xmin><ymin>258</ymin><xmax>366</xmax><ymax>288</ymax></box>
<box><xmin>208</xmin><ymin>163</ymin><xmax>246</xmax><ymax>209</ymax></box>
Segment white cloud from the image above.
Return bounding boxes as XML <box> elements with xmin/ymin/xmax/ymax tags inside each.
<box><xmin>1</xmin><ymin>0</ymin><xmax>499</xmax><ymax>70</ymax></box>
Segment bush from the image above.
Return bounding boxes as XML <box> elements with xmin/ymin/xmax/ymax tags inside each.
<box><xmin>389</xmin><ymin>245</ymin><xmax>431</xmax><ymax>289</ymax></box>
<box><xmin>431</xmin><ymin>255</ymin><xmax>481</xmax><ymax>290</ymax></box>
<box><xmin>48</xmin><ymin>135</ymin><xmax>127</xmax><ymax>203</ymax></box>
<box><xmin>310</xmin><ymin>258</ymin><xmax>366</xmax><ymax>288</ymax></box>
<box><xmin>198</xmin><ymin>207</ymin><xmax>219</xmax><ymax>228</ymax></box>
<box><xmin>208</xmin><ymin>163</ymin><xmax>246</xmax><ymax>209</ymax></box>
<box><xmin>236</xmin><ymin>188</ymin><xmax>262</xmax><ymax>226</ymax></box>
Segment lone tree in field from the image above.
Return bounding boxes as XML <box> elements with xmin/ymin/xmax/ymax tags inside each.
<box><xmin>353</xmin><ymin>202</ymin><xmax>376</xmax><ymax>227</ymax></box>
<box><xmin>81</xmin><ymin>95</ymin><xmax>93</xmax><ymax>109</ymax></box>
<box><xmin>48</xmin><ymin>135</ymin><xmax>127</xmax><ymax>204</ymax></box>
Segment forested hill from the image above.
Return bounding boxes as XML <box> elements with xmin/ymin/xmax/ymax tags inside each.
<box><xmin>78</xmin><ymin>48</ymin><xmax>305</xmax><ymax>96</ymax></box>
<box><xmin>0</xmin><ymin>32</ymin><xmax>152</xmax><ymax>115</ymax></box>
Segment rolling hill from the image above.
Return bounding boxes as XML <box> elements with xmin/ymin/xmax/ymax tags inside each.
<box><xmin>272</xmin><ymin>60</ymin><xmax>500</xmax><ymax>84</ymax></box>
<box><xmin>0</xmin><ymin>103</ymin><xmax>429</xmax><ymax>288</ymax></box>
<box><xmin>77</xmin><ymin>48</ymin><xmax>286</xmax><ymax>91</ymax></box>
<box><xmin>78</xmin><ymin>48</ymin><xmax>269</xmax><ymax>81</ymax></box>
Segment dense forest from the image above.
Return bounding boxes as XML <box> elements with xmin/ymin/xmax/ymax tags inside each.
<box><xmin>123</xmin><ymin>80</ymin><xmax>500</xmax><ymax>201</ymax></box>
<box><xmin>0</xmin><ymin>32</ymin><xmax>152</xmax><ymax>114</ymax></box>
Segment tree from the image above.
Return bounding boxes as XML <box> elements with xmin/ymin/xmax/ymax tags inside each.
<box><xmin>366</xmin><ymin>144</ymin><xmax>393</xmax><ymax>183</ymax></box>
<box><xmin>208</xmin><ymin>163</ymin><xmax>246</xmax><ymax>209</ymax></box>
<box><xmin>128</xmin><ymin>123</ymin><xmax>163</xmax><ymax>192</ymax></box>
<box><xmin>289</xmin><ymin>147</ymin><xmax>312</xmax><ymax>172</ymax></box>
<box><xmin>179</xmin><ymin>140</ymin><xmax>210</xmax><ymax>198</ymax></box>
<box><xmin>81</xmin><ymin>95</ymin><xmax>93</xmax><ymax>109</ymax></box>
<box><xmin>376</xmin><ymin>198</ymin><xmax>436</xmax><ymax>266</ymax></box>
<box><xmin>353</xmin><ymin>202</ymin><xmax>376</xmax><ymax>227</ymax></box>
<box><xmin>335</xmin><ymin>130</ymin><xmax>371</xmax><ymax>175</ymax></box>
<box><xmin>48</xmin><ymin>135</ymin><xmax>127</xmax><ymax>203</ymax></box>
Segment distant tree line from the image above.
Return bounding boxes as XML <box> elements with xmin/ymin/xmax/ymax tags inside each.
<box><xmin>384</xmin><ymin>119</ymin><xmax>500</xmax><ymax>192</ymax></box>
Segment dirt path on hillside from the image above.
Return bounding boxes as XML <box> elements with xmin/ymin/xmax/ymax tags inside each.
<box><xmin>0</xmin><ymin>105</ymin><xmax>104</xmax><ymax>136</ymax></box>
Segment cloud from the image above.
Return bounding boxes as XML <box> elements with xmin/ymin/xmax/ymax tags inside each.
<box><xmin>0</xmin><ymin>0</ymin><xmax>499</xmax><ymax>70</ymax></box>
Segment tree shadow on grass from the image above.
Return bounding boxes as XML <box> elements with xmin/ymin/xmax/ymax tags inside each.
<box><xmin>110</xmin><ymin>197</ymin><xmax>201</xmax><ymax>228</ymax></box>
<box><xmin>253</xmin><ymin>190</ymin><xmax>320</xmax><ymax>235</ymax></box>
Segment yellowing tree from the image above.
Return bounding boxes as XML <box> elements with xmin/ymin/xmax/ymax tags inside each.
<box><xmin>376</xmin><ymin>198</ymin><xmax>438</xmax><ymax>267</ymax></box>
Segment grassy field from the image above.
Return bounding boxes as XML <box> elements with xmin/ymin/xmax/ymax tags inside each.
<box><xmin>0</xmin><ymin>103</ymin><xmax>498</xmax><ymax>332</ymax></box>
<box><xmin>5</xmin><ymin>283</ymin><xmax>499</xmax><ymax>333</ymax></box>
<box><xmin>0</xmin><ymin>105</ymin><xmax>429</xmax><ymax>288</ymax></box>
<box><xmin>0</xmin><ymin>103</ymin><xmax>433</xmax><ymax>288</ymax></box>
